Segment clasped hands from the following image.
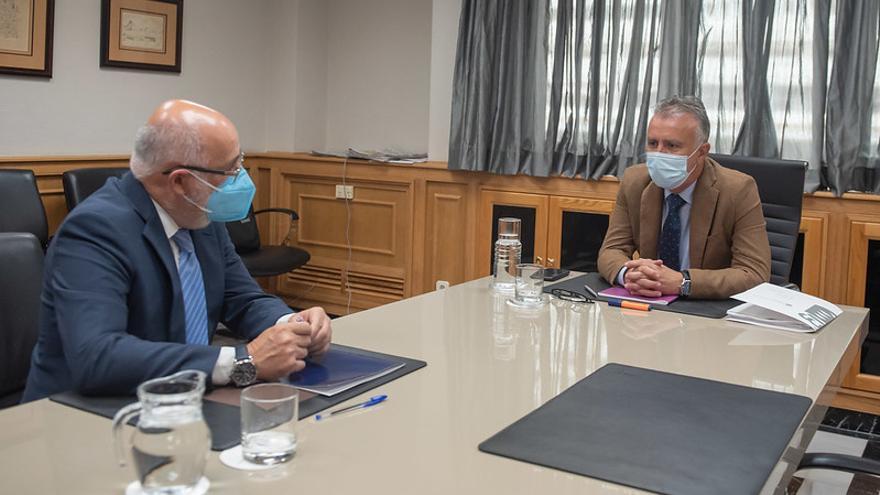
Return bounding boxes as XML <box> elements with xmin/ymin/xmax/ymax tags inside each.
<box><xmin>622</xmin><ymin>259</ymin><xmax>683</xmax><ymax>298</ymax></box>
<box><xmin>246</xmin><ymin>306</ymin><xmax>332</xmax><ymax>381</ymax></box>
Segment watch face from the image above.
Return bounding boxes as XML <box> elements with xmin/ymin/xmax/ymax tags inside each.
<box><xmin>231</xmin><ymin>360</ymin><xmax>257</xmax><ymax>386</ymax></box>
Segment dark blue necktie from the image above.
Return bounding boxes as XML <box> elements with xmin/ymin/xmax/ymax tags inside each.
<box><xmin>172</xmin><ymin>229</ymin><xmax>209</xmax><ymax>345</ymax></box>
<box><xmin>658</xmin><ymin>194</ymin><xmax>686</xmax><ymax>271</ymax></box>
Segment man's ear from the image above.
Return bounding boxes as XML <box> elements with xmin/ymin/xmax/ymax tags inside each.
<box><xmin>167</xmin><ymin>170</ymin><xmax>188</xmax><ymax>195</ymax></box>
<box><xmin>699</xmin><ymin>141</ymin><xmax>711</xmax><ymax>157</ymax></box>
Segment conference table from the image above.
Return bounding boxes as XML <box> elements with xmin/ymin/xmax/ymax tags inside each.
<box><xmin>0</xmin><ymin>275</ymin><xmax>869</xmax><ymax>494</ymax></box>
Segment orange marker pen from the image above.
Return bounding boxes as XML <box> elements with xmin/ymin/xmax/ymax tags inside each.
<box><xmin>607</xmin><ymin>299</ymin><xmax>652</xmax><ymax>312</ymax></box>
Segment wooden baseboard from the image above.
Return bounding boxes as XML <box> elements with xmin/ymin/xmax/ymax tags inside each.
<box><xmin>832</xmin><ymin>387</ymin><xmax>880</xmax><ymax>415</ymax></box>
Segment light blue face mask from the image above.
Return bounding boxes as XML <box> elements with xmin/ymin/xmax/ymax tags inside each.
<box><xmin>645</xmin><ymin>147</ymin><xmax>699</xmax><ymax>190</ymax></box>
<box><xmin>184</xmin><ymin>167</ymin><xmax>256</xmax><ymax>222</ymax></box>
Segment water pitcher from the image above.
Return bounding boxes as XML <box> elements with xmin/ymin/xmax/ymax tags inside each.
<box><xmin>492</xmin><ymin>217</ymin><xmax>522</xmax><ymax>292</ymax></box>
<box><xmin>112</xmin><ymin>370</ymin><xmax>211</xmax><ymax>495</ymax></box>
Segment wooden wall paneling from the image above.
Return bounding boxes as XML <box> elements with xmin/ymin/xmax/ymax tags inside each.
<box><xmin>275</xmin><ymin>172</ymin><xmax>412</xmax><ymax>314</ymax></box>
<box><xmin>798</xmin><ymin>213</ymin><xmax>828</xmax><ymax>298</ymax></box>
<box><xmin>422</xmin><ymin>181</ymin><xmax>471</xmax><ymax>293</ymax></box>
<box><xmin>465</xmin><ymin>180</ymin><xmax>481</xmax><ymax>282</ymax></box>
<box><xmin>411</xmin><ymin>178</ymin><xmax>428</xmax><ymax>295</ymax></box>
<box><xmin>547</xmin><ymin>196</ymin><xmax>615</xmax><ymax>269</ymax></box>
<box><xmin>842</xmin><ymin>219</ymin><xmax>880</xmax><ymax>393</ymax></box>
<box><xmin>802</xmin><ymin>194</ymin><xmax>880</xmax><ymax>305</ymax></box>
<box><xmin>477</xmin><ymin>190</ymin><xmax>550</xmax><ymax>276</ymax></box>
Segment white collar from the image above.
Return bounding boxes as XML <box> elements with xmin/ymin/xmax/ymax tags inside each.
<box><xmin>664</xmin><ymin>180</ymin><xmax>697</xmax><ymax>204</ymax></box>
<box><xmin>151</xmin><ymin>199</ymin><xmax>181</xmax><ymax>240</ymax></box>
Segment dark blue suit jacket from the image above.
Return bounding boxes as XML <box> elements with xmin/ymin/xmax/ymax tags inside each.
<box><xmin>22</xmin><ymin>173</ymin><xmax>291</xmax><ymax>401</ymax></box>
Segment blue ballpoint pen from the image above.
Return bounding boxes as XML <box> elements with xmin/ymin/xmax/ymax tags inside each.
<box><xmin>315</xmin><ymin>394</ymin><xmax>388</xmax><ymax>421</ymax></box>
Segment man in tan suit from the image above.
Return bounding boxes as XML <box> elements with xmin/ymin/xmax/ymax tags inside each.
<box><xmin>597</xmin><ymin>96</ymin><xmax>770</xmax><ymax>300</ymax></box>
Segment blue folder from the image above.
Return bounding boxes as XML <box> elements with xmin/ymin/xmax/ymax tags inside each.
<box><xmin>286</xmin><ymin>346</ymin><xmax>406</xmax><ymax>396</ymax></box>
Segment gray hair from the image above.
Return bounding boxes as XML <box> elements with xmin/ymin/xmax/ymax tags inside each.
<box><xmin>129</xmin><ymin>123</ymin><xmax>205</xmax><ymax>178</ymax></box>
<box><xmin>653</xmin><ymin>95</ymin><xmax>710</xmax><ymax>143</ymax></box>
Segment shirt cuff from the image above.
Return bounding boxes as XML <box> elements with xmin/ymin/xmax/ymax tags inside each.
<box><xmin>276</xmin><ymin>313</ymin><xmax>296</xmax><ymax>326</ymax></box>
<box><xmin>616</xmin><ymin>266</ymin><xmax>628</xmax><ymax>286</ymax></box>
<box><xmin>211</xmin><ymin>346</ymin><xmax>236</xmax><ymax>385</ymax></box>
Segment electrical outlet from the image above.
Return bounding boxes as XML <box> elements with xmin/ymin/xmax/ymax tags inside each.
<box><xmin>344</xmin><ymin>185</ymin><xmax>354</xmax><ymax>199</ymax></box>
<box><xmin>335</xmin><ymin>185</ymin><xmax>345</xmax><ymax>199</ymax></box>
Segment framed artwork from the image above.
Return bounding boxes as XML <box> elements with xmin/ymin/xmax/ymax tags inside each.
<box><xmin>100</xmin><ymin>0</ymin><xmax>182</xmax><ymax>73</ymax></box>
<box><xmin>0</xmin><ymin>0</ymin><xmax>54</xmax><ymax>77</ymax></box>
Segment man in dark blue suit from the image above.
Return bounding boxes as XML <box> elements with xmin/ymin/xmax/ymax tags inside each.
<box><xmin>23</xmin><ymin>100</ymin><xmax>332</xmax><ymax>401</ymax></box>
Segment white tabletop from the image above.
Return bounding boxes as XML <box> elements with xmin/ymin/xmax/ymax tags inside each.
<box><xmin>0</xmin><ymin>276</ymin><xmax>868</xmax><ymax>494</ymax></box>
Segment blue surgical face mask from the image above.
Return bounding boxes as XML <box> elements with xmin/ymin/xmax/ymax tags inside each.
<box><xmin>184</xmin><ymin>167</ymin><xmax>256</xmax><ymax>222</ymax></box>
<box><xmin>645</xmin><ymin>147</ymin><xmax>699</xmax><ymax>190</ymax></box>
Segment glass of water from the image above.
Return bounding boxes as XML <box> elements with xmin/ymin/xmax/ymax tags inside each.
<box><xmin>514</xmin><ymin>263</ymin><xmax>545</xmax><ymax>307</ymax></box>
<box><xmin>241</xmin><ymin>383</ymin><xmax>299</xmax><ymax>465</ymax></box>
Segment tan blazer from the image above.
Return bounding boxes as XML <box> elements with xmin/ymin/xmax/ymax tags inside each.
<box><xmin>597</xmin><ymin>158</ymin><xmax>771</xmax><ymax>299</ymax></box>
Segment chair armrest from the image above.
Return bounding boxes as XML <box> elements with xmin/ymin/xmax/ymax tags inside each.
<box><xmin>782</xmin><ymin>282</ymin><xmax>800</xmax><ymax>291</ymax></box>
<box><xmin>253</xmin><ymin>208</ymin><xmax>299</xmax><ymax>221</ymax></box>
<box><xmin>798</xmin><ymin>452</ymin><xmax>880</xmax><ymax>477</ymax></box>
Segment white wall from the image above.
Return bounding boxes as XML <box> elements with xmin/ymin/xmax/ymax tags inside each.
<box><xmin>262</xmin><ymin>0</ymin><xmax>329</xmax><ymax>153</ymax></box>
<box><xmin>0</xmin><ymin>0</ymin><xmax>270</xmax><ymax>156</ymax></box>
<box><xmin>323</xmin><ymin>0</ymin><xmax>433</xmax><ymax>154</ymax></box>
<box><xmin>428</xmin><ymin>0</ymin><xmax>462</xmax><ymax>161</ymax></box>
<box><xmin>0</xmin><ymin>0</ymin><xmax>460</xmax><ymax>160</ymax></box>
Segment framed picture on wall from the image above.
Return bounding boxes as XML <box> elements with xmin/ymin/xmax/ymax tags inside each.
<box><xmin>0</xmin><ymin>0</ymin><xmax>55</xmax><ymax>77</ymax></box>
<box><xmin>100</xmin><ymin>0</ymin><xmax>182</xmax><ymax>73</ymax></box>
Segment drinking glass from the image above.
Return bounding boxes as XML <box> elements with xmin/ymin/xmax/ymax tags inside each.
<box><xmin>514</xmin><ymin>263</ymin><xmax>545</xmax><ymax>307</ymax></box>
<box><xmin>240</xmin><ymin>383</ymin><xmax>299</xmax><ymax>465</ymax></box>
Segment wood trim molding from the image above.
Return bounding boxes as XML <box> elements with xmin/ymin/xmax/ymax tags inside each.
<box><xmin>842</xmin><ymin>219</ymin><xmax>880</xmax><ymax>392</ymax></box>
<box><xmin>799</xmin><ymin>213</ymin><xmax>828</xmax><ymax>297</ymax></box>
<box><xmin>0</xmin><ymin>154</ymin><xmax>130</xmax><ymax>163</ymax></box>
<box><xmin>547</xmin><ymin>196</ymin><xmax>615</xmax><ymax>269</ymax></box>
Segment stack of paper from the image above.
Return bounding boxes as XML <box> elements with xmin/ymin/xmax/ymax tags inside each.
<box><xmin>311</xmin><ymin>148</ymin><xmax>428</xmax><ymax>164</ymax></box>
<box><xmin>726</xmin><ymin>283</ymin><xmax>842</xmax><ymax>332</ymax></box>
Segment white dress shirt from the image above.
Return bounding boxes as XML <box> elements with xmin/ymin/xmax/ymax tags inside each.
<box><xmin>151</xmin><ymin>200</ymin><xmax>293</xmax><ymax>384</ymax></box>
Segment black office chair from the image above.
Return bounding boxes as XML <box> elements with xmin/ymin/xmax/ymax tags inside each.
<box><xmin>225</xmin><ymin>207</ymin><xmax>310</xmax><ymax>277</ymax></box>
<box><xmin>0</xmin><ymin>169</ymin><xmax>49</xmax><ymax>249</ymax></box>
<box><xmin>62</xmin><ymin>167</ymin><xmax>129</xmax><ymax>210</ymax></box>
<box><xmin>796</xmin><ymin>452</ymin><xmax>880</xmax><ymax>478</ymax></box>
<box><xmin>709</xmin><ymin>154</ymin><xmax>806</xmax><ymax>286</ymax></box>
<box><xmin>0</xmin><ymin>233</ymin><xmax>43</xmax><ymax>407</ymax></box>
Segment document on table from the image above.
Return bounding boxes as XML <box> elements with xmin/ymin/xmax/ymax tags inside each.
<box><xmin>726</xmin><ymin>283</ymin><xmax>842</xmax><ymax>332</ymax></box>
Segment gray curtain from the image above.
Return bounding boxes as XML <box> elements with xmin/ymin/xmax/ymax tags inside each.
<box><xmin>450</xmin><ymin>0</ymin><xmax>669</xmax><ymax>179</ymax></box>
<box><xmin>449</xmin><ymin>0</ymin><xmax>880</xmax><ymax>196</ymax></box>
<box><xmin>448</xmin><ymin>0</ymin><xmax>549</xmax><ymax>176</ymax></box>
<box><xmin>545</xmin><ymin>0</ymin><xmax>665</xmax><ymax>179</ymax></box>
<box><xmin>732</xmin><ymin>0</ymin><xmax>779</xmax><ymax>156</ymax></box>
<box><xmin>823</xmin><ymin>0</ymin><xmax>880</xmax><ymax>194</ymax></box>
<box><xmin>809</xmin><ymin>0</ymin><xmax>829</xmax><ymax>192</ymax></box>
<box><xmin>657</xmin><ymin>0</ymin><xmax>702</xmax><ymax>98</ymax></box>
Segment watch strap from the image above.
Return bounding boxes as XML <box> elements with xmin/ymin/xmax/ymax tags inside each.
<box><xmin>681</xmin><ymin>269</ymin><xmax>692</xmax><ymax>297</ymax></box>
<box><xmin>234</xmin><ymin>344</ymin><xmax>250</xmax><ymax>362</ymax></box>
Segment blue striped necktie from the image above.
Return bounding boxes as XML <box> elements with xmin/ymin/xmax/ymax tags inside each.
<box><xmin>172</xmin><ymin>229</ymin><xmax>209</xmax><ymax>345</ymax></box>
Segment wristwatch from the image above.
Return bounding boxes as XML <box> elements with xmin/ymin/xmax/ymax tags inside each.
<box><xmin>230</xmin><ymin>344</ymin><xmax>257</xmax><ymax>387</ymax></box>
<box><xmin>680</xmin><ymin>269</ymin><xmax>692</xmax><ymax>297</ymax></box>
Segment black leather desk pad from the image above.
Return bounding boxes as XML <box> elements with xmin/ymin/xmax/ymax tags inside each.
<box><xmin>51</xmin><ymin>344</ymin><xmax>426</xmax><ymax>451</ymax></box>
<box><xmin>479</xmin><ymin>363</ymin><xmax>811</xmax><ymax>495</ymax></box>
<box><xmin>545</xmin><ymin>272</ymin><xmax>741</xmax><ymax>318</ymax></box>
